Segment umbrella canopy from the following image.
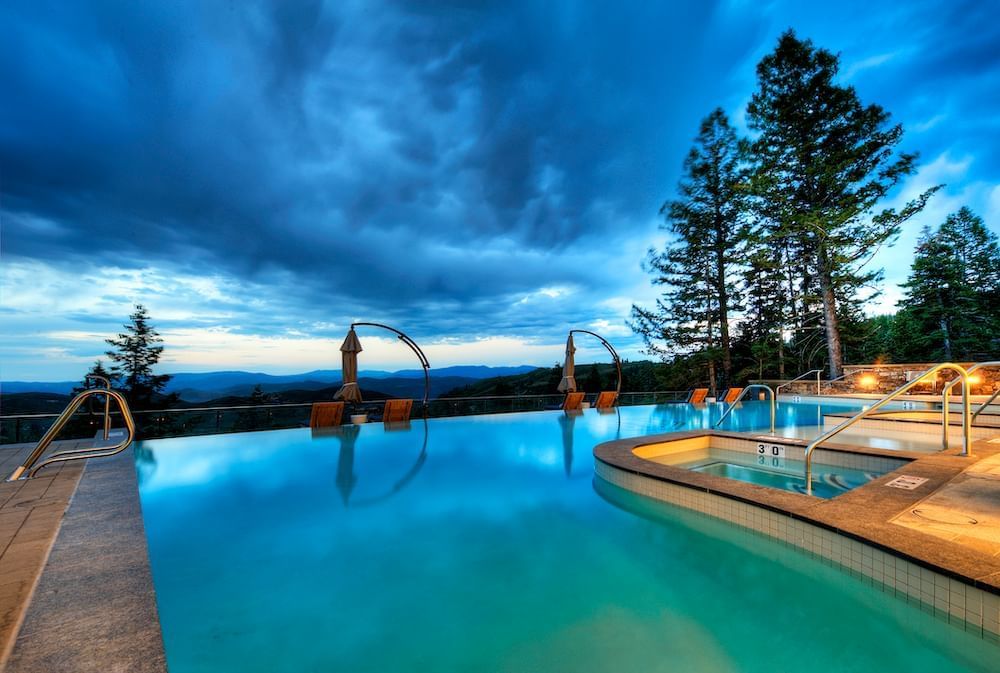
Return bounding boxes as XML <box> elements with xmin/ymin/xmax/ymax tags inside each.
<box><xmin>557</xmin><ymin>333</ymin><xmax>577</xmax><ymax>392</ymax></box>
<box><xmin>334</xmin><ymin>327</ymin><xmax>364</xmax><ymax>402</ymax></box>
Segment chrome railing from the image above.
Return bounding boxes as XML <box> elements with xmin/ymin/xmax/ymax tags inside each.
<box><xmin>804</xmin><ymin>363</ymin><xmax>971</xmax><ymax>495</ymax></box>
<box><xmin>775</xmin><ymin>369</ymin><xmax>823</xmax><ymax>397</ymax></box>
<box><xmin>7</xmin><ymin>387</ymin><xmax>136</xmax><ymax>480</ymax></box>
<box><xmin>713</xmin><ymin>384</ymin><xmax>776</xmax><ymax>435</ymax></box>
<box><xmin>941</xmin><ymin>361</ymin><xmax>1000</xmax><ymax>422</ymax></box>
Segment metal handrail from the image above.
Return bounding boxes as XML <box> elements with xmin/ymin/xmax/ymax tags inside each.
<box><xmin>351</xmin><ymin>322</ymin><xmax>431</xmax><ymax>413</ymax></box>
<box><xmin>7</xmin><ymin>388</ymin><xmax>136</xmax><ymax>480</ymax></box>
<box><xmin>975</xmin><ymin>389</ymin><xmax>1000</xmax><ymax>421</ymax></box>
<box><xmin>569</xmin><ymin>329</ymin><xmax>623</xmax><ymax>394</ymax></box>
<box><xmin>804</xmin><ymin>363</ymin><xmax>971</xmax><ymax>495</ymax></box>
<box><xmin>84</xmin><ymin>374</ymin><xmax>113</xmax><ymax>441</ymax></box>
<box><xmin>775</xmin><ymin>369</ymin><xmax>823</xmax><ymax>397</ymax></box>
<box><xmin>941</xmin><ymin>361</ymin><xmax>1000</xmax><ymax>422</ymax></box>
<box><xmin>713</xmin><ymin>384</ymin><xmax>776</xmax><ymax>435</ymax></box>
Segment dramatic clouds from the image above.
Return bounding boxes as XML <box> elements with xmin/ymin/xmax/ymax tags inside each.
<box><xmin>2</xmin><ymin>0</ymin><xmax>998</xmax><ymax>379</ymax></box>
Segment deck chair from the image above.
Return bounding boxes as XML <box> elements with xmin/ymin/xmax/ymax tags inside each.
<box><xmin>723</xmin><ymin>387</ymin><xmax>744</xmax><ymax>404</ymax></box>
<box><xmin>687</xmin><ymin>388</ymin><xmax>709</xmax><ymax>404</ymax></box>
<box><xmin>562</xmin><ymin>392</ymin><xmax>585</xmax><ymax>411</ymax></box>
<box><xmin>383</xmin><ymin>398</ymin><xmax>413</xmax><ymax>423</ymax></box>
<box><xmin>594</xmin><ymin>391</ymin><xmax>618</xmax><ymax>409</ymax></box>
<box><xmin>309</xmin><ymin>401</ymin><xmax>344</xmax><ymax>428</ymax></box>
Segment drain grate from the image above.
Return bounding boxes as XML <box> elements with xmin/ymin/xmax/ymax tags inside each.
<box><xmin>910</xmin><ymin>508</ymin><xmax>978</xmax><ymax>525</ymax></box>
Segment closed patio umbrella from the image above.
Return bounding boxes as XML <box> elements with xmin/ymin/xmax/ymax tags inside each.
<box><xmin>557</xmin><ymin>334</ymin><xmax>577</xmax><ymax>393</ymax></box>
<box><xmin>334</xmin><ymin>327</ymin><xmax>363</xmax><ymax>402</ymax></box>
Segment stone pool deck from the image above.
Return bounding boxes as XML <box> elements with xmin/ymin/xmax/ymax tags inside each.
<box><xmin>0</xmin><ymin>441</ymin><xmax>165</xmax><ymax>673</ymax></box>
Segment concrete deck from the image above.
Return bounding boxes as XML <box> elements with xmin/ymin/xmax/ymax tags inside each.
<box><xmin>0</xmin><ymin>442</ymin><xmax>166</xmax><ymax>673</ymax></box>
<box><xmin>0</xmin><ymin>441</ymin><xmax>87</xmax><ymax>665</ymax></box>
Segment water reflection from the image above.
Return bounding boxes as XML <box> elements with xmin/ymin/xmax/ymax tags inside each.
<box><xmin>311</xmin><ymin>420</ymin><xmax>429</xmax><ymax>508</ymax></box>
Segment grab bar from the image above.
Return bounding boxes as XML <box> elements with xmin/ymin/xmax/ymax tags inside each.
<box><xmin>714</xmin><ymin>384</ymin><xmax>776</xmax><ymax>435</ymax></box>
<box><xmin>7</xmin><ymin>388</ymin><xmax>136</xmax><ymax>480</ymax></box>
<box><xmin>804</xmin><ymin>363</ymin><xmax>970</xmax><ymax>495</ymax></box>
<box><xmin>942</xmin><ymin>361</ymin><xmax>1000</xmax><ymax>422</ymax></box>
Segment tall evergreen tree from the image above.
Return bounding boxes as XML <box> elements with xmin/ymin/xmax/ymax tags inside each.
<box><xmin>938</xmin><ymin>207</ymin><xmax>1000</xmax><ymax>348</ymax></box>
<box><xmin>740</xmin><ymin>227</ymin><xmax>790</xmax><ymax>378</ymax></box>
<box><xmin>105</xmin><ymin>304</ymin><xmax>172</xmax><ymax>409</ymax></box>
<box><xmin>898</xmin><ymin>209</ymin><xmax>1000</xmax><ymax>360</ymax></box>
<box><xmin>746</xmin><ymin>30</ymin><xmax>937</xmax><ymax>377</ymax></box>
<box><xmin>631</xmin><ymin>108</ymin><xmax>748</xmax><ymax>393</ymax></box>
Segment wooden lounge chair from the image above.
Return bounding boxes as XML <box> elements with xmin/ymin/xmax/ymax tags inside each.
<box><xmin>310</xmin><ymin>401</ymin><xmax>344</xmax><ymax>428</ymax></box>
<box><xmin>723</xmin><ymin>387</ymin><xmax>743</xmax><ymax>404</ymax></box>
<box><xmin>383</xmin><ymin>398</ymin><xmax>413</xmax><ymax>423</ymax></box>
<box><xmin>687</xmin><ymin>388</ymin><xmax>709</xmax><ymax>404</ymax></box>
<box><xmin>594</xmin><ymin>391</ymin><xmax>618</xmax><ymax>409</ymax></box>
<box><xmin>562</xmin><ymin>392</ymin><xmax>585</xmax><ymax>411</ymax></box>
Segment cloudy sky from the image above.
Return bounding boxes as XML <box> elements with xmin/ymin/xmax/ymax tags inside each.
<box><xmin>2</xmin><ymin>0</ymin><xmax>999</xmax><ymax>381</ymax></box>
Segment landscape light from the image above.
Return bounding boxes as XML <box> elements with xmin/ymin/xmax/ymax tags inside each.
<box><xmin>858</xmin><ymin>374</ymin><xmax>876</xmax><ymax>389</ymax></box>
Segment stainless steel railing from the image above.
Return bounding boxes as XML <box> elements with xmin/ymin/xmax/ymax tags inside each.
<box><xmin>713</xmin><ymin>384</ymin><xmax>777</xmax><ymax>435</ymax></box>
<box><xmin>941</xmin><ymin>361</ymin><xmax>1000</xmax><ymax>422</ymax></box>
<box><xmin>7</xmin><ymin>388</ymin><xmax>136</xmax><ymax>480</ymax></box>
<box><xmin>803</xmin><ymin>363</ymin><xmax>971</xmax><ymax>495</ymax></box>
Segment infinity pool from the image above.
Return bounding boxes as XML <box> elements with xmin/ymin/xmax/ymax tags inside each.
<box><xmin>136</xmin><ymin>403</ymin><xmax>994</xmax><ymax>672</ymax></box>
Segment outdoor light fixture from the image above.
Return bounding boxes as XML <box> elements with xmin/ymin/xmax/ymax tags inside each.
<box><xmin>858</xmin><ymin>374</ymin><xmax>877</xmax><ymax>389</ymax></box>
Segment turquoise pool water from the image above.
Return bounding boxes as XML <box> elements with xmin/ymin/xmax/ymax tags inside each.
<box><xmin>136</xmin><ymin>403</ymin><xmax>996</xmax><ymax>672</ymax></box>
<box><xmin>685</xmin><ymin>454</ymin><xmax>892</xmax><ymax>499</ymax></box>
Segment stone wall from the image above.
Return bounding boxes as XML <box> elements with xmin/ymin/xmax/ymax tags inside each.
<box><xmin>781</xmin><ymin>363</ymin><xmax>1000</xmax><ymax>396</ymax></box>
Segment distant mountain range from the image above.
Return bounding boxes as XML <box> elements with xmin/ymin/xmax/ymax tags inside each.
<box><xmin>1</xmin><ymin>365</ymin><xmax>540</xmax><ymax>402</ymax></box>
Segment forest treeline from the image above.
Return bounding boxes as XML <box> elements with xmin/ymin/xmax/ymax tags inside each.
<box><xmin>631</xmin><ymin>31</ymin><xmax>1000</xmax><ymax>395</ymax></box>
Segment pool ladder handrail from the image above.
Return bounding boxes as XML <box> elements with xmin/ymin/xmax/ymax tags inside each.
<box><xmin>7</xmin><ymin>382</ymin><xmax>137</xmax><ymax>481</ymax></box>
<box><xmin>713</xmin><ymin>384</ymin><xmax>776</xmax><ymax>435</ymax></box>
<box><xmin>775</xmin><ymin>369</ymin><xmax>824</xmax><ymax>397</ymax></box>
<box><xmin>804</xmin><ymin>363</ymin><xmax>971</xmax><ymax>495</ymax></box>
<box><xmin>940</xmin><ymin>361</ymin><xmax>1000</xmax><ymax>422</ymax></box>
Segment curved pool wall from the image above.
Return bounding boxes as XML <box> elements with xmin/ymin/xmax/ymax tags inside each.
<box><xmin>135</xmin><ymin>404</ymin><xmax>998</xmax><ymax>672</ymax></box>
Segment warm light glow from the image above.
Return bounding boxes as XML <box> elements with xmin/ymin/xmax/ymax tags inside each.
<box><xmin>968</xmin><ymin>374</ymin><xmax>982</xmax><ymax>386</ymax></box>
<box><xmin>858</xmin><ymin>374</ymin><xmax>877</xmax><ymax>388</ymax></box>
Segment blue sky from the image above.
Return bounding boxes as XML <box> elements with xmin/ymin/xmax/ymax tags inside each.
<box><xmin>2</xmin><ymin>0</ymin><xmax>999</xmax><ymax>381</ymax></box>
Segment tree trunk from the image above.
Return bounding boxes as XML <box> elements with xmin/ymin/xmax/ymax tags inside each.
<box><xmin>817</xmin><ymin>245</ymin><xmax>844</xmax><ymax>378</ymax></box>
<box><xmin>707</xmin><ymin>359</ymin><xmax>717</xmax><ymax>398</ymax></box>
<box><xmin>939</xmin><ymin>317</ymin><xmax>953</xmax><ymax>361</ymax></box>
<box><xmin>777</xmin><ymin>333</ymin><xmax>786</xmax><ymax>378</ymax></box>
<box><xmin>715</xmin><ymin>245</ymin><xmax>732</xmax><ymax>386</ymax></box>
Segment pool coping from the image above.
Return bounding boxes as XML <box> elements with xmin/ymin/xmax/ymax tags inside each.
<box><xmin>2</xmin><ymin>450</ymin><xmax>167</xmax><ymax>673</ymax></box>
<box><xmin>594</xmin><ymin>429</ymin><xmax>1000</xmax><ymax>594</ymax></box>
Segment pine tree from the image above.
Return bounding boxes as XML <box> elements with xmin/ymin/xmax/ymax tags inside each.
<box><xmin>105</xmin><ymin>304</ymin><xmax>172</xmax><ymax>409</ymax></box>
<box><xmin>938</xmin><ymin>207</ymin><xmax>1000</xmax><ymax>354</ymax></box>
<box><xmin>898</xmin><ymin>210</ymin><xmax>1000</xmax><ymax>360</ymax></box>
<box><xmin>746</xmin><ymin>30</ymin><xmax>938</xmax><ymax>377</ymax></box>
<box><xmin>72</xmin><ymin>359</ymin><xmax>116</xmax><ymax>395</ymax></box>
<box><xmin>740</xmin><ymin>228</ymin><xmax>789</xmax><ymax>378</ymax></box>
<box><xmin>631</xmin><ymin>109</ymin><xmax>748</xmax><ymax>393</ymax></box>
<box><xmin>898</xmin><ymin>227</ymin><xmax>977</xmax><ymax>360</ymax></box>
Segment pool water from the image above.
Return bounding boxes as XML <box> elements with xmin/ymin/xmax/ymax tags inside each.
<box><xmin>668</xmin><ymin>448</ymin><xmax>903</xmax><ymax>499</ymax></box>
<box><xmin>135</xmin><ymin>404</ymin><xmax>996</xmax><ymax>672</ymax></box>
